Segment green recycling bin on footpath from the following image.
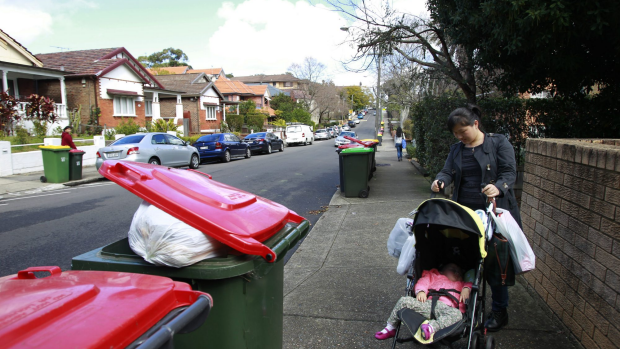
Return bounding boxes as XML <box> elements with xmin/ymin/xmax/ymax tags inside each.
<box><xmin>339</xmin><ymin>147</ymin><xmax>373</xmax><ymax>198</ymax></box>
<box><xmin>69</xmin><ymin>149</ymin><xmax>85</xmax><ymax>180</ymax></box>
<box><xmin>39</xmin><ymin>145</ymin><xmax>70</xmax><ymax>183</ymax></box>
<box><xmin>72</xmin><ymin>160</ymin><xmax>311</xmax><ymax>349</ymax></box>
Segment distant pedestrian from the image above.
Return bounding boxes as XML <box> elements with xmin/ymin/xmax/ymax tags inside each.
<box><xmin>394</xmin><ymin>126</ymin><xmax>403</xmax><ymax>161</ymax></box>
<box><xmin>61</xmin><ymin>126</ymin><xmax>77</xmax><ymax>149</ymax></box>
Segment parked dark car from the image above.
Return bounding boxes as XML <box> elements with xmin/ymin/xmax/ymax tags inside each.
<box><xmin>348</xmin><ymin>120</ymin><xmax>356</xmax><ymax>128</ymax></box>
<box><xmin>243</xmin><ymin>132</ymin><xmax>284</xmax><ymax>154</ymax></box>
<box><xmin>192</xmin><ymin>133</ymin><xmax>251</xmax><ymax>163</ymax></box>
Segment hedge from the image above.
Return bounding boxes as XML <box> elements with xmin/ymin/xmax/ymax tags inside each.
<box><xmin>411</xmin><ymin>95</ymin><xmax>620</xmax><ymax>179</ymax></box>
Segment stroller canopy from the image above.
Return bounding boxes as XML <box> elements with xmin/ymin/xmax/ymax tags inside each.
<box><xmin>413</xmin><ymin>198</ymin><xmax>487</xmax><ymax>259</ymax></box>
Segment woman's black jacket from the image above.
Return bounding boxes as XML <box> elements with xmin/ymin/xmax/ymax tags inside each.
<box><xmin>435</xmin><ymin>133</ymin><xmax>522</xmax><ymax>227</ymax></box>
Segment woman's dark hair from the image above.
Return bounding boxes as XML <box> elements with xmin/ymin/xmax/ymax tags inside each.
<box><xmin>396</xmin><ymin>126</ymin><xmax>403</xmax><ymax>137</ymax></box>
<box><xmin>447</xmin><ymin>104</ymin><xmax>483</xmax><ymax>132</ymax></box>
<box><xmin>63</xmin><ymin>126</ymin><xmax>72</xmax><ymax>131</ymax></box>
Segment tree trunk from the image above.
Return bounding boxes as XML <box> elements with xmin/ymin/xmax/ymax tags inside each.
<box><xmin>400</xmin><ymin>105</ymin><xmax>409</xmax><ymax>129</ymax></box>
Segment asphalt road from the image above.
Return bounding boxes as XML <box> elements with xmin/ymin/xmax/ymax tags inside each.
<box><xmin>0</xmin><ymin>114</ymin><xmax>377</xmax><ymax>277</ymax></box>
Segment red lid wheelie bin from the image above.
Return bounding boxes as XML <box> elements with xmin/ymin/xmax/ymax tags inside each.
<box><xmin>71</xmin><ymin>161</ymin><xmax>311</xmax><ymax>349</ymax></box>
<box><xmin>0</xmin><ymin>266</ymin><xmax>212</xmax><ymax>349</ymax></box>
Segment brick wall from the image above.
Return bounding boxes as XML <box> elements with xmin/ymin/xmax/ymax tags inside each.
<box><xmin>521</xmin><ymin>138</ymin><xmax>620</xmax><ymax>349</ymax></box>
<box><xmin>159</xmin><ymin>98</ymin><xmax>178</xmax><ymax>118</ymax></box>
<box><xmin>37</xmin><ymin>79</ymin><xmax>62</xmax><ymax>102</ymax></box>
<box><xmin>65</xmin><ymin>78</ymin><xmax>98</xmax><ymax>123</ymax></box>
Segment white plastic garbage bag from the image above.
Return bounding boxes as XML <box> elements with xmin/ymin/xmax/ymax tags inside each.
<box><xmin>128</xmin><ymin>201</ymin><xmax>228</xmax><ymax>268</ymax></box>
<box><xmin>387</xmin><ymin>218</ymin><xmax>413</xmax><ymax>258</ymax></box>
<box><xmin>396</xmin><ymin>234</ymin><xmax>416</xmax><ymax>275</ymax></box>
<box><xmin>474</xmin><ymin>209</ymin><xmax>492</xmax><ymax>241</ymax></box>
<box><xmin>490</xmin><ymin>208</ymin><xmax>536</xmax><ymax>274</ymax></box>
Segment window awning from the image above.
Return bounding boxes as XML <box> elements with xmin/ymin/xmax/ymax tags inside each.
<box><xmin>202</xmin><ymin>102</ymin><xmax>220</xmax><ymax>106</ymax></box>
<box><xmin>107</xmin><ymin>89</ymin><xmax>143</xmax><ymax>97</ymax></box>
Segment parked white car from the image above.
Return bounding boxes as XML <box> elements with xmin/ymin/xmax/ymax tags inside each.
<box><xmin>314</xmin><ymin>129</ymin><xmax>329</xmax><ymax>140</ymax></box>
<box><xmin>286</xmin><ymin>124</ymin><xmax>314</xmax><ymax>146</ymax></box>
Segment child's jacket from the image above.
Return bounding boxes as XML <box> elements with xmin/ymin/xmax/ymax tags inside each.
<box><xmin>415</xmin><ymin>269</ymin><xmax>473</xmax><ymax>313</ymax></box>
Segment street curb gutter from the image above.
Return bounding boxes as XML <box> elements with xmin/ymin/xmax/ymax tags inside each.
<box><xmin>63</xmin><ymin>177</ymin><xmax>107</xmax><ymax>187</ymax></box>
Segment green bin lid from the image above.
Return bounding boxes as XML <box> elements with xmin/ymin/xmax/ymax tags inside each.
<box><xmin>340</xmin><ymin>147</ymin><xmax>374</xmax><ymax>154</ymax></box>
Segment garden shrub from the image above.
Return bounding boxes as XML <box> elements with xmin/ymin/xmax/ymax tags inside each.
<box><xmin>114</xmin><ymin>118</ymin><xmax>141</xmax><ymax>135</ymax></box>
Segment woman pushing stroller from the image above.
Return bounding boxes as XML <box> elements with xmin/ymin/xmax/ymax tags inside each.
<box><xmin>375</xmin><ymin>263</ymin><xmax>472</xmax><ymax>341</ymax></box>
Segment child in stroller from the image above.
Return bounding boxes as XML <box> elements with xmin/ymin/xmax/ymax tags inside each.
<box><xmin>375</xmin><ymin>263</ymin><xmax>472</xmax><ymax>341</ymax></box>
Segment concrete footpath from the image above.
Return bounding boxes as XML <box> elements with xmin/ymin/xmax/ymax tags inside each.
<box><xmin>282</xmin><ymin>132</ymin><xmax>583</xmax><ymax>348</ymax></box>
<box><xmin>0</xmin><ymin>165</ymin><xmax>103</xmax><ymax>196</ymax></box>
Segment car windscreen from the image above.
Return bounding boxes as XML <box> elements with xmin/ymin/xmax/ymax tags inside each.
<box><xmin>112</xmin><ymin>135</ymin><xmax>145</xmax><ymax>145</ymax></box>
<box><xmin>287</xmin><ymin>126</ymin><xmax>301</xmax><ymax>132</ymax></box>
<box><xmin>245</xmin><ymin>133</ymin><xmax>265</xmax><ymax>139</ymax></box>
<box><xmin>340</xmin><ymin>132</ymin><xmax>355</xmax><ymax>138</ymax></box>
<box><xmin>197</xmin><ymin>134</ymin><xmax>222</xmax><ymax>142</ymax></box>
<box><xmin>315</xmin><ymin>130</ymin><xmax>326</xmax><ymax>133</ymax></box>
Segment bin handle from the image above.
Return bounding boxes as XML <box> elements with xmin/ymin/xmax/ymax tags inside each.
<box><xmin>271</xmin><ymin>220</ymin><xmax>310</xmax><ymax>261</ymax></box>
<box><xmin>135</xmin><ymin>295</ymin><xmax>213</xmax><ymax>349</ymax></box>
<box><xmin>343</xmin><ymin>136</ymin><xmax>363</xmax><ymax>144</ymax></box>
<box><xmin>105</xmin><ymin>162</ymin><xmax>153</xmax><ymax>187</ymax></box>
<box><xmin>17</xmin><ymin>266</ymin><xmax>62</xmax><ymax>279</ymax></box>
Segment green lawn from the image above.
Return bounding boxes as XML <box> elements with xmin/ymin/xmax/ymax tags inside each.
<box><xmin>1</xmin><ymin>135</ymin><xmax>95</xmax><ymax>153</ymax></box>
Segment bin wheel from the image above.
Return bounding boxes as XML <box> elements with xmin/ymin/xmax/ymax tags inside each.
<box><xmin>485</xmin><ymin>335</ymin><xmax>496</xmax><ymax>349</ymax></box>
<box><xmin>359</xmin><ymin>188</ymin><xmax>369</xmax><ymax>198</ymax></box>
<box><xmin>40</xmin><ymin>176</ymin><xmax>47</xmax><ymax>183</ymax></box>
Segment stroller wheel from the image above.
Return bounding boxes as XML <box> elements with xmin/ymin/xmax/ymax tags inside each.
<box><xmin>485</xmin><ymin>335</ymin><xmax>496</xmax><ymax>349</ymax></box>
<box><xmin>469</xmin><ymin>331</ymin><xmax>482</xmax><ymax>349</ymax></box>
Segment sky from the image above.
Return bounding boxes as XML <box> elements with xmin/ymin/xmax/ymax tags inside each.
<box><xmin>1</xmin><ymin>0</ymin><xmax>428</xmax><ymax>87</ymax></box>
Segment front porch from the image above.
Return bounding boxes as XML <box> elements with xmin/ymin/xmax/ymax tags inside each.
<box><xmin>1</xmin><ymin>61</ymin><xmax>68</xmax><ymax>134</ymax></box>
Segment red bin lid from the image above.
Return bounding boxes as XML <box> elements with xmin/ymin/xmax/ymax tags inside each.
<box><xmin>0</xmin><ymin>266</ymin><xmax>210</xmax><ymax>349</ymax></box>
<box><xmin>99</xmin><ymin>160</ymin><xmax>305</xmax><ymax>262</ymax></box>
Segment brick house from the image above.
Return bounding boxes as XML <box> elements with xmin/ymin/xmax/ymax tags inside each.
<box><xmin>0</xmin><ymin>28</ymin><xmax>68</xmax><ymax>132</ymax></box>
<box><xmin>36</xmin><ymin>47</ymin><xmax>182</xmax><ymax>130</ymax></box>
<box><xmin>231</xmin><ymin>73</ymin><xmax>301</xmax><ymax>90</ymax></box>
<box><xmin>154</xmin><ymin>73</ymin><xmax>226</xmax><ymax>134</ymax></box>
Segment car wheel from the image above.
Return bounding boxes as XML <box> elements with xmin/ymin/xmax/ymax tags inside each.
<box><xmin>303</xmin><ymin>139</ymin><xmax>308</xmax><ymax>146</ymax></box>
<box><xmin>189</xmin><ymin>154</ymin><xmax>200</xmax><ymax>169</ymax></box>
<box><xmin>245</xmin><ymin>148</ymin><xmax>251</xmax><ymax>159</ymax></box>
<box><xmin>266</xmin><ymin>144</ymin><xmax>272</xmax><ymax>154</ymax></box>
<box><xmin>149</xmin><ymin>157</ymin><xmax>161</xmax><ymax>165</ymax></box>
<box><xmin>222</xmin><ymin>150</ymin><xmax>231</xmax><ymax>163</ymax></box>
<box><xmin>279</xmin><ymin>143</ymin><xmax>284</xmax><ymax>152</ymax></box>
<box><xmin>310</xmin><ymin>138</ymin><xmax>313</xmax><ymax>145</ymax></box>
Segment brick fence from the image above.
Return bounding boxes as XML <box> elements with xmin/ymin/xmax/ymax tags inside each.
<box><xmin>520</xmin><ymin>138</ymin><xmax>620</xmax><ymax>349</ymax></box>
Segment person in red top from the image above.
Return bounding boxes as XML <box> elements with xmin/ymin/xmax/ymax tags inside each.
<box><xmin>61</xmin><ymin>126</ymin><xmax>77</xmax><ymax>149</ymax></box>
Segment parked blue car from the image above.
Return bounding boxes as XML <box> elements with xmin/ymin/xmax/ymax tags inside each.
<box><xmin>192</xmin><ymin>133</ymin><xmax>251</xmax><ymax>163</ymax></box>
<box><xmin>243</xmin><ymin>132</ymin><xmax>284</xmax><ymax>154</ymax></box>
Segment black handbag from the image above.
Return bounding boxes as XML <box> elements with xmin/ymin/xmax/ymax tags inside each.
<box><xmin>485</xmin><ymin>233</ymin><xmax>515</xmax><ymax>287</ymax></box>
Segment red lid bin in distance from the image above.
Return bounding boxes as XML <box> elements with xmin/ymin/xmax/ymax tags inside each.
<box><xmin>98</xmin><ymin>160</ymin><xmax>306</xmax><ymax>262</ymax></box>
<box><xmin>0</xmin><ymin>266</ymin><xmax>212</xmax><ymax>349</ymax></box>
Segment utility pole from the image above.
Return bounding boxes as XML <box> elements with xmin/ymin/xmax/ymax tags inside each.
<box><xmin>375</xmin><ymin>52</ymin><xmax>382</xmax><ymax>137</ymax></box>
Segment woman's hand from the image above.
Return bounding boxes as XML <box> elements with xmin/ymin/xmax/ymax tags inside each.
<box><xmin>417</xmin><ymin>291</ymin><xmax>427</xmax><ymax>303</ymax></box>
<box><xmin>460</xmin><ymin>288</ymin><xmax>471</xmax><ymax>303</ymax></box>
<box><xmin>431</xmin><ymin>180</ymin><xmax>444</xmax><ymax>193</ymax></box>
<box><xmin>481</xmin><ymin>184</ymin><xmax>500</xmax><ymax>198</ymax></box>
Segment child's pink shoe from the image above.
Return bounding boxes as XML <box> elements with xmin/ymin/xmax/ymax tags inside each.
<box><xmin>420</xmin><ymin>324</ymin><xmax>434</xmax><ymax>340</ymax></box>
<box><xmin>374</xmin><ymin>328</ymin><xmax>396</xmax><ymax>340</ymax></box>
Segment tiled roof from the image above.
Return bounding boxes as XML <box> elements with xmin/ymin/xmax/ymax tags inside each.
<box><xmin>231</xmin><ymin>74</ymin><xmax>300</xmax><ymax>83</ymax></box>
<box><xmin>214</xmin><ymin>80</ymin><xmax>255</xmax><ymax>95</ymax></box>
<box><xmin>0</xmin><ymin>28</ymin><xmax>42</xmax><ymax>67</ymax></box>
<box><xmin>155</xmin><ymin>73</ymin><xmax>221</xmax><ymax>97</ymax></box>
<box><xmin>188</xmin><ymin>68</ymin><xmax>222</xmax><ymax>75</ymax></box>
<box><xmin>248</xmin><ymin>85</ymin><xmax>268</xmax><ymax>96</ymax></box>
<box><xmin>148</xmin><ymin>66</ymin><xmax>189</xmax><ymax>75</ymax></box>
<box><xmin>36</xmin><ymin>48</ymin><xmax>121</xmax><ymax>75</ymax></box>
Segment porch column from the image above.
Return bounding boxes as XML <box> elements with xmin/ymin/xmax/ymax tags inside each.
<box><xmin>59</xmin><ymin>77</ymin><xmax>66</xmax><ymax>106</ymax></box>
<box><xmin>152</xmin><ymin>92</ymin><xmax>161</xmax><ymax>120</ymax></box>
<box><xmin>1</xmin><ymin>70</ymin><xmax>7</xmax><ymax>93</ymax></box>
<box><xmin>223</xmin><ymin>103</ymin><xmax>226</xmax><ymax>123</ymax></box>
<box><xmin>175</xmin><ymin>94</ymin><xmax>183</xmax><ymax>121</ymax></box>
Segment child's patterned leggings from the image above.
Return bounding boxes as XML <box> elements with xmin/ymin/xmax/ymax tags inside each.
<box><xmin>387</xmin><ymin>296</ymin><xmax>462</xmax><ymax>331</ymax></box>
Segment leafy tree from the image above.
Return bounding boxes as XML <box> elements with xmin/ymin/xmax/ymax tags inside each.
<box><xmin>246</xmin><ymin>111</ymin><xmax>267</xmax><ymax>132</ymax></box>
<box><xmin>239</xmin><ymin>100</ymin><xmax>256</xmax><ymax>116</ymax></box>
<box><xmin>138</xmin><ymin>48</ymin><xmax>190</xmax><ymax>68</ymax></box>
<box><xmin>428</xmin><ymin>0</ymin><xmax>620</xmax><ymax>97</ymax></box>
<box><xmin>344</xmin><ymin>85</ymin><xmax>371</xmax><ymax>111</ymax></box>
<box><xmin>291</xmin><ymin>108</ymin><xmax>312</xmax><ymax>125</ymax></box>
<box><xmin>0</xmin><ymin>92</ymin><xmax>20</xmax><ymax>136</ymax></box>
<box><xmin>226</xmin><ymin>114</ymin><xmax>244</xmax><ymax>132</ymax></box>
<box><xmin>226</xmin><ymin>73</ymin><xmax>234</xmax><ymax>78</ymax></box>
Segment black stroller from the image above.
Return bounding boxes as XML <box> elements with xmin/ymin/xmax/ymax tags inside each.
<box><xmin>391</xmin><ymin>197</ymin><xmax>496</xmax><ymax>349</ymax></box>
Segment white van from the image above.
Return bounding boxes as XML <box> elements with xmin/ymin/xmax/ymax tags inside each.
<box><xmin>285</xmin><ymin>124</ymin><xmax>314</xmax><ymax>146</ymax></box>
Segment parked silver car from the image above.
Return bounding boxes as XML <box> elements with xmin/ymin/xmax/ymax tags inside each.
<box><xmin>96</xmin><ymin>133</ymin><xmax>200</xmax><ymax>170</ymax></box>
<box><xmin>314</xmin><ymin>129</ymin><xmax>330</xmax><ymax>140</ymax></box>
<box><xmin>335</xmin><ymin>131</ymin><xmax>357</xmax><ymax>147</ymax></box>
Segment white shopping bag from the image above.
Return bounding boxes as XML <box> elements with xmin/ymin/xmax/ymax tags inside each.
<box><xmin>489</xmin><ymin>208</ymin><xmax>535</xmax><ymax>274</ymax></box>
<box><xmin>396</xmin><ymin>234</ymin><xmax>416</xmax><ymax>275</ymax></box>
<box><xmin>387</xmin><ymin>218</ymin><xmax>413</xmax><ymax>258</ymax></box>
<box><xmin>128</xmin><ymin>201</ymin><xmax>228</xmax><ymax>268</ymax></box>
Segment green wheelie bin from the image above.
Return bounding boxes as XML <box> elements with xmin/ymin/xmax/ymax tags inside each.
<box><xmin>39</xmin><ymin>145</ymin><xmax>70</xmax><ymax>183</ymax></box>
<box><xmin>69</xmin><ymin>149</ymin><xmax>85</xmax><ymax>180</ymax></box>
<box><xmin>339</xmin><ymin>147</ymin><xmax>373</xmax><ymax>198</ymax></box>
<box><xmin>72</xmin><ymin>160</ymin><xmax>311</xmax><ymax>349</ymax></box>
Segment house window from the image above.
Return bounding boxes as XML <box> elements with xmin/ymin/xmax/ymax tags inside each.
<box><xmin>284</xmin><ymin>82</ymin><xmax>293</xmax><ymax>87</ymax></box>
<box><xmin>145</xmin><ymin>101</ymin><xmax>152</xmax><ymax>116</ymax></box>
<box><xmin>205</xmin><ymin>106</ymin><xmax>216</xmax><ymax>120</ymax></box>
<box><xmin>113</xmin><ymin>96</ymin><xmax>135</xmax><ymax>116</ymax></box>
